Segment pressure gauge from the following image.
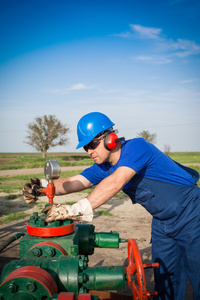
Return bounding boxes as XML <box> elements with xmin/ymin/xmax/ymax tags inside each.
<box><xmin>44</xmin><ymin>160</ymin><xmax>61</xmax><ymax>180</ymax></box>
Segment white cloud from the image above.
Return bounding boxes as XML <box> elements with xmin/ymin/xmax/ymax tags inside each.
<box><xmin>49</xmin><ymin>89</ymin><xmax>61</xmax><ymax>94</ymax></box>
<box><xmin>172</xmin><ymin>39</ymin><xmax>200</xmax><ymax>57</ymax></box>
<box><xmin>113</xmin><ymin>31</ymin><xmax>133</xmax><ymax>39</ymax></box>
<box><xmin>135</xmin><ymin>55</ymin><xmax>172</xmax><ymax>64</ymax></box>
<box><xmin>69</xmin><ymin>83</ymin><xmax>92</xmax><ymax>90</ymax></box>
<box><xmin>113</xmin><ymin>24</ymin><xmax>162</xmax><ymax>40</ymax></box>
<box><xmin>179</xmin><ymin>78</ymin><xmax>198</xmax><ymax>84</ymax></box>
<box><xmin>45</xmin><ymin>83</ymin><xmax>95</xmax><ymax>95</ymax></box>
<box><xmin>157</xmin><ymin>38</ymin><xmax>200</xmax><ymax>58</ymax></box>
<box><xmin>115</xmin><ymin>24</ymin><xmax>200</xmax><ymax>63</ymax></box>
<box><xmin>130</xmin><ymin>24</ymin><xmax>162</xmax><ymax>39</ymax></box>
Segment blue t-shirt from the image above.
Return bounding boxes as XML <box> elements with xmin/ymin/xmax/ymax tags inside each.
<box><xmin>80</xmin><ymin>138</ymin><xmax>196</xmax><ymax>187</ymax></box>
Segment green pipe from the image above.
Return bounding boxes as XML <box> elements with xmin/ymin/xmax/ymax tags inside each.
<box><xmin>94</xmin><ymin>232</ymin><xmax>120</xmax><ymax>248</ymax></box>
<box><xmin>84</xmin><ymin>266</ymin><xmax>125</xmax><ymax>291</ymax></box>
<box><xmin>0</xmin><ymin>232</ymin><xmax>25</xmax><ymax>253</ymax></box>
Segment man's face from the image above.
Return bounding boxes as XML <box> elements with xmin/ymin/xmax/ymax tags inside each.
<box><xmin>84</xmin><ymin>134</ymin><xmax>110</xmax><ymax>164</ymax></box>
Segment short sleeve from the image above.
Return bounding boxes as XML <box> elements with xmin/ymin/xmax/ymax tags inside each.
<box><xmin>80</xmin><ymin>163</ymin><xmax>110</xmax><ymax>186</ymax></box>
<box><xmin>118</xmin><ymin>138</ymin><xmax>154</xmax><ymax>172</ymax></box>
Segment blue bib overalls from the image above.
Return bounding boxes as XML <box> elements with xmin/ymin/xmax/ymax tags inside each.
<box><xmin>123</xmin><ymin>166</ymin><xmax>200</xmax><ymax>300</ymax></box>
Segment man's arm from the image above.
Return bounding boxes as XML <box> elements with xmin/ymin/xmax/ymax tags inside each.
<box><xmin>54</xmin><ymin>174</ymin><xmax>93</xmax><ymax>195</ymax></box>
<box><xmin>87</xmin><ymin>166</ymin><xmax>136</xmax><ymax>209</ymax></box>
<box><xmin>22</xmin><ymin>174</ymin><xmax>93</xmax><ymax>204</ymax></box>
<box><xmin>43</xmin><ymin>167</ymin><xmax>136</xmax><ymax>222</ymax></box>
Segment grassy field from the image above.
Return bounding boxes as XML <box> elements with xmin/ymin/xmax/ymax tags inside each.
<box><xmin>168</xmin><ymin>152</ymin><xmax>200</xmax><ymax>164</ymax></box>
<box><xmin>0</xmin><ymin>152</ymin><xmax>199</xmax><ymax>194</ymax></box>
<box><xmin>0</xmin><ymin>152</ymin><xmax>93</xmax><ymax>170</ymax></box>
<box><xmin>0</xmin><ymin>152</ymin><xmax>199</xmax><ymax>224</ymax></box>
<box><xmin>0</xmin><ymin>170</ymin><xmax>82</xmax><ymax>193</ymax></box>
<box><xmin>0</xmin><ymin>151</ymin><xmax>199</xmax><ymax>169</ymax></box>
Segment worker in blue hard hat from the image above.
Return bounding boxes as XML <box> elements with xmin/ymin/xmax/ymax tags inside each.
<box><xmin>23</xmin><ymin>111</ymin><xmax>200</xmax><ymax>300</ymax></box>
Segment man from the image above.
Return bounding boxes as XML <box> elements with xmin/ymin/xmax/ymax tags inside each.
<box><xmin>23</xmin><ymin>112</ymin><xmax>200</xmax><ymax>300</ymax></box>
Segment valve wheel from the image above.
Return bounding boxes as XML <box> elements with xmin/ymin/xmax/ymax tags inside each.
<box><xmin>126</xmin><ymin>239</ymin><xmax>159</xmax><ymax>300</ymax></box>
<box><xmin>126</xmin><ymin>238</ymin><xmax>147</xmax><ymax>300</ymax></box>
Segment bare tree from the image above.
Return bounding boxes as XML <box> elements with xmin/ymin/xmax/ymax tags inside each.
<box><xmin>24</xmin><ymin>115</ymin><xmax>69</xmax><ymax>158</ymax></box>
<box><xmin>136</xmin><ymin>130</ymin><xmax>157</xmax><ymax>145</ymax></box>
<box><xmin>164</xmin><ymin>144</ymin><xmax>171</xmax><ymax>156</ymax></box>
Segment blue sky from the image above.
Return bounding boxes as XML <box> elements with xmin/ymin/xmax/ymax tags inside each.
<box><xmin>0</xmin><ymin>0</ymin><xmax>200</xmax><ymax>153</ymax></box>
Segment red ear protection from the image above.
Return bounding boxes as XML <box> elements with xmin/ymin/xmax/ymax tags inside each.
<box><xmin>104</xmin><ymin>132</ymin><xmax>125</xmax><ymax>150</ymax></box>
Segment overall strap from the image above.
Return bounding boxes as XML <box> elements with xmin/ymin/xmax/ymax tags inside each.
<box><xmin>173</xmin><ymin>161</ymin><xmax>199</xmax><ymax>183</ymax></box>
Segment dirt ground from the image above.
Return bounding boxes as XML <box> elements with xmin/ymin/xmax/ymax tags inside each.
<box><xmin>0</xmin><ymin>166</ymin><xmax>194</xmax><ymax>299</ymax></box>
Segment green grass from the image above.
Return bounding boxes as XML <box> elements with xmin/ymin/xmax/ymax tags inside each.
<box><xmin>0</xmin><ymin>170</ymin><xmax>81</xmax><ymax>193</ymax></box>
<box><xmin>0</xmin><ymin>164</ymin><xmax>199</xmax><ymax>194</ymax></box>
<box><xmin>64</xmin><ymin>201</ymin><xmax>77</xmax><ymax>205</ymax></box>
<box><xmin>94</xmin><ymin>210</ymin><xmax>113</xmax><ymax>217</ymax></box>
<box><xmin>6</xmin><ymin>194</ymin><xmax>21</xmax><ymax>200</ymax></box>
<box><xmin>0</xmin><ymin>151</ymin><xmax>199</xmax><ymax>224</ymax></box>
<box><xmin>0</xmin><ymin>153</ymin><xmax>93</xmax><ymax>170</ymax></box>
<box><xmin>0</xmin><ymin>152</ymin><xmax>199</xmax><ymax>170</ymax></box>
<box><xmin>191</xmin><ymin>166</ymin><xmax>200</xmax><ymax>173</ymax></box>
<box><xmin>168</xmin><ymin>152</ymin><xmax>200</xmax><ymax>164</ymax></box>
<box><xmin>0</xmin><ymin>212</ymin><xmax>30</xmax><ymax>225</ymax></box>
<box><xmin>0</xmin><ymin>152</ymin><xmax>199</xmax><ymax>193</ymax></box>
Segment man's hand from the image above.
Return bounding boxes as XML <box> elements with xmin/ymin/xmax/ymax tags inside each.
<box><xmin>22</xmin><ymin>178</ymin><xmax>42</xmax><ymax>204</ymax></box>
<box><xmin>42</xmin><ymin>198</ymin><xmax>93</xmax><ymax>223</ymax></box>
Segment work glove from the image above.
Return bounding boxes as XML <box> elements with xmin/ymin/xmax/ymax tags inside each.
<box><xmin>42</xmin><ymin>198</ymin><xmax>93</xmax><ymax>223</ymax></box>
<box><xmin>22</xmin><ymin>178</ymin><xmax>48</xmax><ymax>204</ymax></box>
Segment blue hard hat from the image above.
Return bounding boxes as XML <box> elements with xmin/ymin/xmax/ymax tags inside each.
<box><xmin>76</xmin><ymin>112</ymin><xmax>115</xmax><ymax>149</ymax></box>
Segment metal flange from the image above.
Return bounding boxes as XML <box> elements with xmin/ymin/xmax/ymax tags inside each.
<box><xmin>27</xmin><ymin>221</ymin><xmax>75</xmax><ymax>237</ymax></box>
<box><xmin>0</xmin><ymin>266</ymin><xmax>58</xmax><ymax>298</ymax></box>
<box><xmin>29</xmin><ymin>241</ymin><xmax>68</xmax><ymax>257</ymax></box>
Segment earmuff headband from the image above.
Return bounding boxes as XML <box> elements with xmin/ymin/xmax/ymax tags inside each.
<box><xmin>104</xmin><ymin>132</ymin><xmax>125</xmax><ymax>150</ymax></box>
<box><xmin>114</xmin><ymin>137</ymin><xmax>125</xmax><ymax>142</ymax></box>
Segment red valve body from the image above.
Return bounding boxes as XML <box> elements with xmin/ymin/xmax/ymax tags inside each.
<box><xmin>42</xmin><ymin>183</ymin><xmax>55</xmax><ymax>204</ymax></box>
